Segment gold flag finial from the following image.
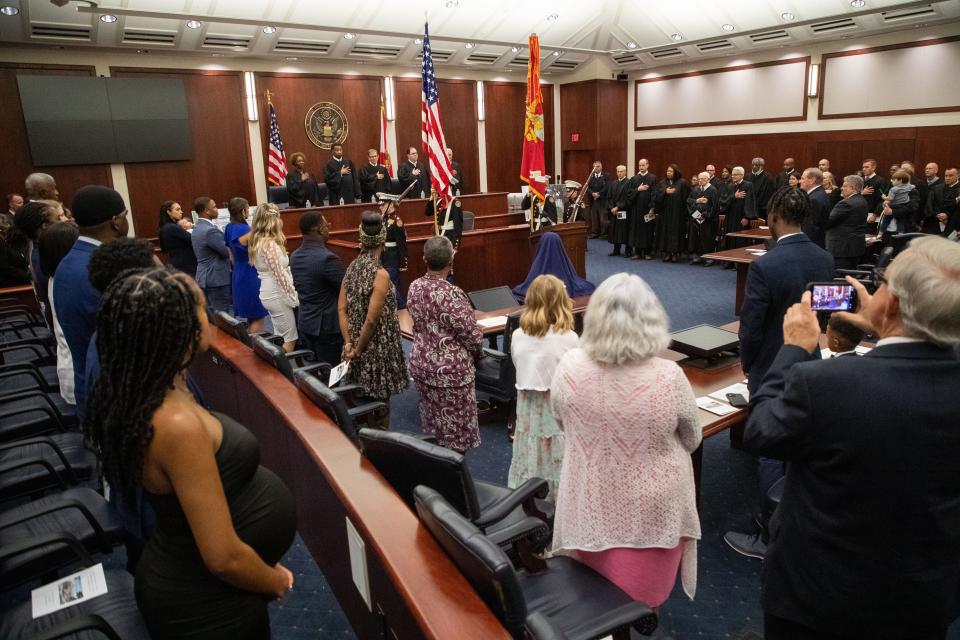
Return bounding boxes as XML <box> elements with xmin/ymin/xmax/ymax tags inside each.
<box><xmin>265</xmin><ymin>89</ymin><xmax>274</xmax><ymax>104</ymax></box>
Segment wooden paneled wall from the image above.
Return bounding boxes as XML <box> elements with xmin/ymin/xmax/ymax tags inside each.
<box><xmin>560</xmin><ymin>80</ymin><xmax>628</xmax><ymax>182</ymax></box>
<box><xmin>255</xmin><ymin>73</ymin><xmax>383</xmax><ymax>186</ymax></box>
<box><xmin>483</xmin><ymin>82</ymin><xmax>555</xmax><ymax>193</ymax></box>
<box><xmin>111</xmin><ymin>68</ymin><xmax>254</xmax><ymax>238</ymax></box>
<box><xmin>394</xmin><ymin>78</ymin><xmax>480</xmax><ymax>195</ymax></box>
<box><xmin>634</xmin><ymin>126</ymin><xmax>960</xmax><ymax>184</ymax></box>
<box><xmin>0</xmin><ymin>63</ymin><xmax>113</xmax><ymax>208</ymax></box>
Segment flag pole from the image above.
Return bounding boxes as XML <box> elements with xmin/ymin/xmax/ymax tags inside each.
<box><xmin>432</xmin><ymin>188</ymin><xmax>439</xmax><ymax>236</ymax></box>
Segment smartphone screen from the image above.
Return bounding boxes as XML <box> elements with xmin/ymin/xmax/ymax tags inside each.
<box><xmin>810</xmin><ymin>283</ymin><xmax>855</xmax><ymax>312</ymax></box>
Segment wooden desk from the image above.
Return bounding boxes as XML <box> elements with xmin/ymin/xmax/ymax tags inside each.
<box><xmin>280</xmin><ymin>192</ymin><xmax>510</xmax><ymax>237</ymax></box>
<box><xmin>0</xmin><ymin>285</ymin><xmax>41</xmax><ymax>314</ymax></box>
<box><xmin>327</xmin><ymin>223</ymin><xmax>587</xmax><ymax>295</ymax></box>
<box><xmin>191</xmin><ymin>327</ymin><xmax>511</xmax><ymax>640</ymax></box>
<box><xmin>725</xmin><ymin>227</ymin><xmax>771</xmax><ymax>243</ymax></box>
<box><xmin>700</xmin><ymin>247</ymin><xmax>762</xmax><ymax>315</ymax></box>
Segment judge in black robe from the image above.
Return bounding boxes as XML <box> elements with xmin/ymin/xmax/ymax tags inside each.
<box><xmin>324</xmin><ymin>144</ymin><xmax>360</xmax><ymax>205</ymax></box>
<box><xmin>606</xmin><ymin>166</ymin><xmax>634</xmax><ymax>256</ymax></box>
<box><xmin>585</xmin><ymin>163</ymin><xmax>609</xmax><ymax>238</ymax></box>
<box><xmin>923</xmin><ymin>171</ymin><xmax>960</xmax><ymax>236</ymax></box>
<box><xmin>652</xmin><ymin>164</ymin><xmax>690</xmax><ymax>261</ymax></box>
<box><xmin>687</xmin><ymin>173</ymin><xmax>719</xmax><ymax>263</ymax></box>
<box><xmin>397</xmin><ymin>147</ymin><xmax>431</xmax><ymax>199</ymax></box>
<box><xmin>285</xmin><ymin>152</ymin><xmax>321</xmax><ymax>208</ymax></box>
<box><xmin>724</xmin><ymin>167</ymin><xmax>757</xmax><ymax>249</ymax></box>
<box><xmin>628</xmin><ymin>160</ymin><xmax>658</xmax><ymax>260</ymax></box>
<box><xmin>745</xmin><ymin>159</ymin><xmax>774</xmax><ymax>220</ymax></box>
<box><xmin>359</xmin><ymin>149</ymin><xmax>392</xmax><ymax>202</ymax></box>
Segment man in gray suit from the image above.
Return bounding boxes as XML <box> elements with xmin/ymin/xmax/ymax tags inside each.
<box><xmin>825</xmin><ymin>175</ymin><xmax>869</xmax><ymax>270</ymax></box>
<box><xmin>191</xmin><ymin>196</ymin><xmax>232</xmax><ymax>312</ymax></box>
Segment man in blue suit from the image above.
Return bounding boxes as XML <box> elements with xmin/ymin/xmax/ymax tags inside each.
<box><xmin>52</xmin><ymin>185</ymin><xmax>129</xmax><ymax>414</ymax></box>
<box><xmin>290</xmin><ymin>210</ymin><xmax>345</xmax><ymax>366</ymax></box>
<box><xmin>191</xmin><ymin>196</ymin><xmax>231</xmax><ymax>312</ymax></box>
<box><xmin>799</xmin><ymin>167</ymin><xmax>831</xmax><ymax>248</ymax></box>
<box><xmin>725</xmin><ymin>186</ymin><xmax>834</xmax><ymax>559</ymax></box>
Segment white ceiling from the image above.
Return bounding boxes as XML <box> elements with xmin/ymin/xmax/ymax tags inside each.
<box><xmin>0</xmin><ymin>0</ymin><xmax>958</xmax><ymax>74</ymax></box>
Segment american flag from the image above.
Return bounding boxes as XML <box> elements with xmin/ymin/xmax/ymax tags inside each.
<box><xmin>421</xmin><ymin>23</ymin><xmax>455</xmax><ymax>204</ymax></box>
<box><xmin>267</xmin><ymin>103</ymin><xmax>287</xmax><ymax>186</ymax></box>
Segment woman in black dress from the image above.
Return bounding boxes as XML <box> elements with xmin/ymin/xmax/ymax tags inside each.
<box><xmin>87</xmin><ymin>267</ymin><xmax>296</xmax><ymax>639</ymax></box>
<box><xmin>652</xmin><ymin>164</ymin><xmax>690</xmax><ymax>262</ymax></box>
<box><xmin>158</xmin><ymin>200</ymin><xmax>197</xmax><ymax>277</ymax></box>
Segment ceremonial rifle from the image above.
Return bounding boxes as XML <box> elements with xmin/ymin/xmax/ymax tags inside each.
<box><xmin>565</xmin><ymin>168</ymin><xmax>595</xmax><ymax>223</ymax></box>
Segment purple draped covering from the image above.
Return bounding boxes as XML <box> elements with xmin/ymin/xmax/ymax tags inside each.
<box><xmin>513</xmin><ymin>232</ymin><xmax>596</xmax><ymax>302</ymax></box>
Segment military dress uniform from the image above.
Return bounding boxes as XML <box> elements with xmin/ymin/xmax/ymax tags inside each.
<box><xmin>377</xmin><ymin>192</ymin><xmax>408</xmax><ymax>309</ymax></box>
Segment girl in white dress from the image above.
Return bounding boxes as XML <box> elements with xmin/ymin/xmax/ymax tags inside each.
<box><xmin>249</xmin><ymin>203</ymin><xmax>299</xmax><ymax>351</ymax></box>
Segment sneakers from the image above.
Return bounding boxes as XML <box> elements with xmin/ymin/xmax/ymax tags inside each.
<box><xmin>724</xmin><ymin>530</ymin><xmax>767</xmax><ymax>559</ymax></box>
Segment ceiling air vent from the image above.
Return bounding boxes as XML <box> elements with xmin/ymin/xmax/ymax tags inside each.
<box><xmin>650</xmin><ymin>47</ymin><xmax>683</xmax><ymax>59</ymax></box>
<box><xmin>810</xmin><ymin>18</ymin><xmax>857</xmax><ymax>34</ymax></box>
<box><xmin>31</xmin><ymin>23</ymin><xmax>91</xmax><ymax>41</ymax></box>
<box><xmin>122</xmin><ymin>30</ymin><xmax>176</xmax><ymax>46</ymax></box>
<box><xmin>508</xmin><ymin>56</ymin><xmax>530</xmax><ymax>67</ymax></box>
<box><xmin>203</xmin><ymin>34</ymin><xmax>250</xmax><ymax>49</ymax></box>
<box><xmin>749</xmin><ymin>29</ymin><xmax>790</xmax><ymax>44</ymax></box>
<box><xmin>416</xmin><ymin>49</ymin><xmax>453</xmax><ymax>62</ymax></box>
<box><xmin>697</xmin><ymin>39</ymin><xmax>734</xmax><ymax>53</ymax></box>
<box><xmin>550</xmin><ymin>59</ymin><xmax>578</xmax><ymax>70</ymax></box>
<box><xmin>613</xmin><ymin>52</ymin><xmax>640</xmax><ymax>65</ymax></box>
<box><xmin>881</xmin><ymin>4</ymin><xmax>936</xmax><ymax>22</ymax></box>
<box><xmin>466</xmin><ymin>52</ymin><xmax>500</xmax><ymax>65</ymax></box>
<box><xmin>351</xmin><ymin>43</ymin><xmax>402</xmax><ymax>59</ymax></box>
<box><xmin>274</xmin><ymin>39</ymin><xmax>331</xmax><ymax>54</ymax></box>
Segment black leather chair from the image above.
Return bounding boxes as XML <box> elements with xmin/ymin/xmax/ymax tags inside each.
<box><xmin>357</xmin><ymin>428</ymin><xmax>552</xmax><ymax>560</ymax></box>
<box><xmin>251</xmin><ymin>334</ymin><xmax>328</xmax><ymax>382</ymax></box>
<box><xmin>267</xmin><ymin>185</ymin><xmax>289</xmax><ymax>207</ymax></box>
<box><xmin>0</xmin><ymin>487</ymin><xmax>124</xmax><ymax>588</ymax></box>
<box><xmin>294</xmin><ymin>369</ymin><xmax>388</xmax><ymax>438</ymax></box>
<box><xmin>413</xmin><ymin>485</ymin><xmax>658</xmax><ymax>640</ymax></box>
<box><xmin>475</xmin><ymin>311</ymin><xmax>521</xmax><ymax>415</ymax></box>
<box><xmin>462</xmin><ymin>210</ymin><xmax>476</xmax><ymax>231</ymax></box>
<box><xmin>211</xmin><ymin>310</ymin><xmax>269</xmax><ymax>348</ymax></box>
<box><xmin>0</xmin><ymin>434</ymin><xmax>98</xmax><ymax>505</ymax></box>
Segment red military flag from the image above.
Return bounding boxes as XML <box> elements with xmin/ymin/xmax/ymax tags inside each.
<box><xmin>520</xmin><ymin>34</ymin><xmax>548</xmax><ymax>203</ymax></box>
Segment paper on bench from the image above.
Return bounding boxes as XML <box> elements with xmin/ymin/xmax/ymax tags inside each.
<box><xmin>477</xmin><ymin>315</ymin><xmax>508</xmax><ymax>329</ymax></box>
<box><xmin>708</xmin><ymin>382</ymin><xmax>750</xmax><ymax>404</ymax></box>
<box><xmin>696</xmin><ymin>396</ymin><xmax>739</xmax><ymax>416</ymax></box>
<box><xmin>32</xmin><ymin>564</ymin><xmax>108</xmax><ymax>619</ymax></box>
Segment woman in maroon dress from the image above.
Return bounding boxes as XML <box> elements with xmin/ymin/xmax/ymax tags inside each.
<box><xmin>406</xmin><ymin>236</ymin><xmax>484</xmax><ymax>452</ymax></box>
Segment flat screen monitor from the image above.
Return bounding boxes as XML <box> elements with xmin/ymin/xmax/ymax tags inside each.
<box><xmin>669</xmin><ymin>324</ymin><xmax>740</xmax><ymax>359</ymax></box>
<box><xmin>468</xmin><ymin>286</ymin><xmax>518</xmax><ymax>311</ymax></box>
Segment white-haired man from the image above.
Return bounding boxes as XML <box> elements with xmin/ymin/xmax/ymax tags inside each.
<box><xmin>743</xmin><ymin>235</ymin><xmax>960</xmax><ymax>639</ymax></box>
<box><xmin>826</xmin><ymin>174</ymin><xmax>869</xmax><ymax>270</ymax></box>
<box><xmin>606</xmin><ymin>164</ymin><xmax>634</xmax><ymax>256</ymax></box>
<box><xmin>686</xmin><ymin>171</ymin><xmax>719</xmax><ymax>264</ymax></box>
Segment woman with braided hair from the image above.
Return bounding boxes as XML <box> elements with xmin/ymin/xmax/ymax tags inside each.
<box><xmin>337</xmin><ymin>211</ymin><xmax>408</xmax><ymax>409</ymax></box>
<box><xmin>86</xmin><ymin>267</ymin><xmax>296</xmax><ymax>639</ymax></box>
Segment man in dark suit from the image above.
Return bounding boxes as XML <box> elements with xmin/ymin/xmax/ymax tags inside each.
<box><xmin>825</xmin><ymin>174</ymin><xmax>869</xmax><ymax>270</ymax></box>
<box><xmin>585</xmin><ymin>160</ymin><xmax>609</xmax><ymax>238</ymax></box>
<box><xmin>799</xmin><ymin>167</ymin><xmax>831</xmax><ymax>248</ymax></box>
<box><xmin>923</xmin><ymin>166</ymin><xmax>959</xmax><ymax>236</ymax></box>
<box><xmin>721</xmin><ymin>166</ymin><xmax>757</xmax><ymax>265</ymax></box>
<box><xmin>742</xmin><ymin>235</ymin><xmax>960</xmax><ymax>639</ymax></box>
<box><xmin>774</xmin><ymin>157</ymin><xmax>801</xmax><ymax>189</ymax></box>
<box><xmin>324</xmin><ymin>144</ymin><xmax>360</xmax><ymax>205</ymax></box>
<box><xmin>191</xmin><ymin>196</ymin><xmax>232</xmax><ymax>313</ymax></box>
<box><xmin>290</xmin><ymin>210</ymin><xmax>345</xmax><ymax>366</ymax></box>
<box><xmin>860</xmin><ymin>158</ymin><xmax>890</xmax><ymax>214</ymax></box>
<box><xmin>733</xmin><ymin>186</ymin><xmax>834</xmax><ymax>510</ymax></box>
<box><xmin>397</xmin><ymin>147</ymin><xmax>430</xmax><ymax>199</ymax></box>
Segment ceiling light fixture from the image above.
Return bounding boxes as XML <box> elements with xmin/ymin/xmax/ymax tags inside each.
<box><xmin>626</xmin><ymin>41</ymin><xmax>637</xmax><ymax>49</ymax></box>
<box><xmin>552</xmin><ymin>50</ymin><xmax>561</xmax><ymax>56</ymax></box>
<box><xmin>850</xmin><ymin>0</ymin><xmax>865</xmax><ymax>7</ymax></box>
<box><xmin>511</xmin><ymin>46</ymin><xmax>519</xmax><ymax>52</ymax></box>
<box><xmin>136</xmin><ymin>49</ymin><xmax>148</xmax><ymax>54</ymax></box>
<box><xmin>0</xmin><ymin>6</ymin><xmax>19</xmax><ymax>16</ymax></box>
<box><xmin>99</xmin><ymin>14</ymin><xmax>118</xmax><ymax>23</ymax></box>
<box><xmin>262</xmin><ymin>25</ymin><xmax>276</xmax><ymax>34</ymax></box>
<box><xmin>186</xmin><ymin>20</ymin><xmax>202</xmax><ymax>29</ymax></box>
<box><xmin>344</xmin><ymin>32</ymin><xmax>355</xmax><ymax>39</ymax></box>
<box><xmin>414</xmin><ymin>38</ymin><xmax>422</xmax><ymax>44</ymax></box>
<box><xmin>465</xmin><ymin>42</ymin><xmax>475</xmax><ymax>49</ymax></box>
<box><xmin>285</xmin><ymin>57</ymin><xmax>300</xmax><ymax>61</ymax></box>
<box><xmin>445</xmin><ymin>0</ymin><xmax>458</xmax><ymax>7</ymax></box>
<box><xmin>781</xmin><ymin>12</ymin><xmax>795</xmax><ymax>21</ymax></box>
<box><xmin>722</xmin><ymin>23</ymin><xmax>735</xmax><ymax>31</ymax></box>
<box><xmin>670</xmin><ymin>33</ymin><xmax>683</xmax><ymax>41</ymax></box>
<box><xmin>547</xmin><ymin>13</ymin><xmax>559</xmax><ymax>21</ymax></box>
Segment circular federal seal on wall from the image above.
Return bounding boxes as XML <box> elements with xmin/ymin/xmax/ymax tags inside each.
<box><xmin>304</xmin><ymin>102</ymin><xmax>348</xmax><ymax>149</ymax></box>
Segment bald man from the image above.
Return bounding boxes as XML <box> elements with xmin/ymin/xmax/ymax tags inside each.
<box><xmin>818</xmin><ymin>159</ymin><xmax>830</xmax><ymax>173</ymax></box>
<box><xmin>775</xmin><ymin>157</ymin><xmax>800</xmax><ymax>189</ymax></box>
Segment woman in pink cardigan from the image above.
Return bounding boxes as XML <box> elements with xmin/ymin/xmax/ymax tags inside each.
<box><xmin>550</xmin><ymin>272</ymin><xmax>701</xmax><ymax>608</ymax></box>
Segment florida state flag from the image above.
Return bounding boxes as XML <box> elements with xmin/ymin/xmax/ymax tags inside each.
<box><xmin>520</xmin><ymin>34</ymin><xmax>548</xmax><ymax>203</ymax></box>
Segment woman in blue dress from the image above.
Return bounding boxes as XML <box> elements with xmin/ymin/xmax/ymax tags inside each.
<box><xmin>224</xmin><ymin>197</ymin><xmax>268</xmax><ymax>333</ymax></box>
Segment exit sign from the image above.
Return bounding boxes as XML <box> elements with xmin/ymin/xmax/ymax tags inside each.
<box><xmin>570</xmin><ymin>133</ymin><xmax>580</xmax><ymax>142</ymax></box>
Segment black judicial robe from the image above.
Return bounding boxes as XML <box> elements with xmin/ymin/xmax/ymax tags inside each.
<box><xmin>653</xmin><ymin>178</ymin><xmax>690</xmax><ymax>254</ymax></box>
<box><xmin>628</xmin><ymin>172</ymin><xmax>658</xmax><ymax>250</ymax></box>
<box><xmin>606</xmin><ymin>177</ymin><xmax>635</xmax><ymax>246</ymax></box>
<box><xmin>286</xmin><ymin>169</ymin><xmax>320</xmax><ymax>208</ymax></box>
<box><xmin>359</xmin><ymin>163</ymin><xmax>392</xmax><ymax>202</ymax></box>
<box><xmin>745</xmin><ymin>171</ymin><xmax>774</xmax><ymax>218</ymax></box>
<box><xmin>717</xmin><ymin>178</ymin><xmax>734</xmax><ymax>216</ymax></box>
<box><xmin>398</xmin><ymin>161</ymin><xmax>431</xmax><ymax>199</ymax></box>
<box><xmin>923</xmin><ymin>181</ymin><xmax>960</xmax><ymax>236</ymax></box>
<box><xmin>324</xmin><ymin>157</ymin><xmax>360</xmax><ymax>205</ymax></box>
<box><xmin>450</xmin><ymin>161</ymin><xmax>466</xmax><ymax>195</ymax></box>
<box><xmin>687</xmin><ymin>183</ymin><xmax>719</xmax><ymax>255</ymax></box>
<box><xmin>724</xmin><ymin>180</ymin><xmax>757</xmax><ymax>247</ymax></box>
<box><xmin>710</xmin><ymin>176</ymin><xmax>724</xmax><ymax>191</ymax></box>
<box><xmin>861</xmin><ymin>174</ymin><xmax>891</xmax><ymax>215</ymax></box>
